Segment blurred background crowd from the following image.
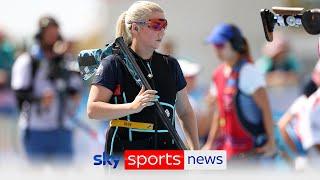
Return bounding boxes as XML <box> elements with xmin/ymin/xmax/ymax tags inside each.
<box><xmin>0</xmin><ymin>0</ymin><xmax>320</xmax><ymax>173</ymax></box>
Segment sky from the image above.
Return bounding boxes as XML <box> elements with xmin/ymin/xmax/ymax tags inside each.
<box><xmin>0</xmin><ymin>0</ymin><xmax>105</xmax><ymax>40</ymax></box>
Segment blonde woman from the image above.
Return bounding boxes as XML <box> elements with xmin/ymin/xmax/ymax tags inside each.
<box><xmin>87</xmin><ymin>1</ymin><xmax>199</xmax><ymax>156</ymax></box>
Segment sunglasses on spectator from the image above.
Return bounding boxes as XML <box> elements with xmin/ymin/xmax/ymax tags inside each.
<box><xmin>129</xmin><ymin>18</ymin><xmax>168</xmax><ymax>31</ymax></box>
<box><xmin>213</xmin><ymin>43</ymin><xmax>225</xmax><ymax>49</ymax></box>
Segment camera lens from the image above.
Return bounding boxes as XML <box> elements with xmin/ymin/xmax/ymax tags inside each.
<box><xmin>286</xmin><ymin>16</ymin><xmax>296</xmax><ymax>26</ymax></box>
<box><xmin>276</xmin><ymin>15</ymin><xmax>286</xmax><ymax>26</ymax></box>
<box><xmin>295</xmin><ymin>18</ymin><xmax>302</xmax><ymax>26</ymax></box>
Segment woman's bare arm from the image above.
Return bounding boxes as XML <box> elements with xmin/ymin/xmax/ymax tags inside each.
<box><xmin>175</xmin><ymin>87</ymin><xmax>200</xmax><ymax>150</ymax></box>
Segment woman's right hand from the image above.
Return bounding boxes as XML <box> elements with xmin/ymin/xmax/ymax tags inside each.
<box><xmin>130</xmin><ymin>86</ymin><xmax>159</xmax><ymax>113</ymax></box>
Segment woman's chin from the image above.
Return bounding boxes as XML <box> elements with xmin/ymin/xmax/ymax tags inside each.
<box><xmin>153</xmin><ymin>41</ymin><xmax>162</xmax><ymax>49</ymax></box>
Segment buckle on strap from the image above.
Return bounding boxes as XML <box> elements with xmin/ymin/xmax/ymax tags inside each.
<box><xmin>110</xmin><ymin>120</ymin><xmax>154</xmax><ymax>130</ymax></box>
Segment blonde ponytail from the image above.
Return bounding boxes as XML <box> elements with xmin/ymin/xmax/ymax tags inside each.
<box><xmin>115</xmin><ymin>11</ymin><xmax>132</xmax><ymax>45</ymax></box>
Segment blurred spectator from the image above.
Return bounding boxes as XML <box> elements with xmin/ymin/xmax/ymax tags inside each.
<box><xmin>301</xmin><ymin>58</ymin><xmax>320</xmax><ymax>102</ymax></box>
<box><xmin>11</xmin><ymin>16</ymin><xmax>83</xmax><ymax>164</ymax></box>
<box><xmin>0</xmin><ymin>29</ymin><xmax>15</xmax><ymax>84</ymax></box>
<box><xmin>202</xmin><ymin>23</ymin><xmax>276</xmax><ymax>162</ymax></box>
<box><xmin>256</xmin><ymin>32</ymin><xmax>300</xmax><ymax>87</ymax></box>
<box><xmin>0</xmin><ymin>28</ymin><xmax>17</xmax><ymax>116</ymax></box>
<box><xmin>277</xmin><ymin>88</ymin><xmax>314</xmax><ymax>169</ymax></box>
<box><xmin>176</xmin><ymin>59</ymin><xmax>213</xmax><ymax>146</ymax></box>
<box><xmin>159</xmin><ymin>39</ymin><xmax>175</xmax><ymax>55</ymax></box>
<box><xmin>312</xmin><ymin>60</ymin><xmax>320</xmax><ymax>85</ymax></box>
<box><xmin>277</xmin><ymin>39</ymin><xmax>320</xmax><ymax>170</ymax></box>
<box><xmin>299</xmin><ymin>38</ymin><xmax>320</xmax><ymax>105</ymax></box>
<box><xmin>305</xmin><ymin>88</ymin><xmax>320</xmax><ymax>169</ymax></box>
<box><xmin>285</xmin><ymin>87</ymin><xmax>320</xmax><ymax>170</ymax></box>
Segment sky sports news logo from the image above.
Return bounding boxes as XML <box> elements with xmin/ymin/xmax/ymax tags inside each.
<box><xmin>93</xmin><ymin>150</ymin><xmax>226</xmax><ymax>170</ymax></box>
<box><xmin>124</xmin><ymin>150</ymin><xmax>226</xmax><ymax>170</ymax></box>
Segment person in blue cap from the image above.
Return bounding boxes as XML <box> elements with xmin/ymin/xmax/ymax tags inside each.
<box><xmin>202</xmin><ymin>23</ymin><xmax>276</xmax><ymax>161</ymax></box>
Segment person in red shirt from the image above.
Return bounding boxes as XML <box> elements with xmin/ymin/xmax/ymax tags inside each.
<box><xmin>202</xmin><ymin>23</ymin><xmax>276</xmax><ymax>160</ymax></box>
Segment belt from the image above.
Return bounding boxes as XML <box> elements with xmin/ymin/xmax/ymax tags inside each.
<box><xmin>110</xmin><ymin>120</ymin><xmax>154</xmax><ymax>130</ymax></box>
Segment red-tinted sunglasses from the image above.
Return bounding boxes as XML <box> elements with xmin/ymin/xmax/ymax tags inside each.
<box><xmin>130</xmin><ymin>18</ymin><xmax>168</xmax><ymax>31</ymax></box>
<box><xmin>147</xmin><ymin>18</ymin><xmax>168</xmax><ymax>31</ymax></box>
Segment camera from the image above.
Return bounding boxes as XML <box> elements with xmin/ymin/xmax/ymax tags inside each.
<box><xmin>48</xmin><ymin>55</ymin><xmax>65</xmax><ymax>80</ymax></box>
<box><xmin>261</xmin><ymin>7</ymin><xmax>320</xmax><ymax>41</ymax></box>
<box><xmin>47</xmin><ymin>40</ymin><xmax>84</xmax><ymax>95</ymax></box>
<box><xmin>47</xmin><ymin>41</ymin><xmax>72</xmax><ymax>81</ymax></box>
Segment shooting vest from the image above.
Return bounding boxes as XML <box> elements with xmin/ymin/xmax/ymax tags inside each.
<box><xmin>212</xmin><ymin>60</ymin><xmax>267</xmax><ymax>159</ymax></box>
<box><xmin>106</xmin><ymin>50</ymin><xmax>178</xmax><ymax>144</ymax></box>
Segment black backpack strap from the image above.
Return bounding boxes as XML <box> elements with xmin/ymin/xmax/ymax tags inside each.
<box><xmin>31</xmin><ymin>56</ymin><xmax>40</xmax><ymax>81</ymax></box>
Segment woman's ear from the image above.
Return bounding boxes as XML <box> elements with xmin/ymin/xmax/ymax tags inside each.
<box><xmin>131</xmin><ymin>24</ymin><xmax>139</xmax><ymax>33</ymax></box>
<box><xmin>131</xmin><ymin>24</ymin><xmax>140</xmax><ymax>37</ymax></box>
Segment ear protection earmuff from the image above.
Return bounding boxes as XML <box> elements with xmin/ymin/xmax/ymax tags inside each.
<box><xmin>229</xmin><ymin>26</ymin><xmax>245</xmax><ymax>53</ymax></box>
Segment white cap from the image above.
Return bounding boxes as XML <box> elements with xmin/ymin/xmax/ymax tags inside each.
<box><xmin>178</xmin><ymin>59</ymin><xmax>201</xmax><ymax>77</ymax></box>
